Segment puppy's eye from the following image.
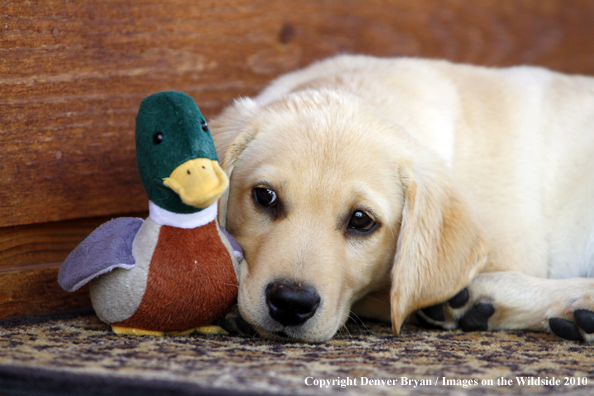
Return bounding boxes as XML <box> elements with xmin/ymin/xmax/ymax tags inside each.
<box><xmin>348</xmin><ymin>210</ymin><xmax>376</xmax><ymax>233</ymax></box>
<box><xmin>253</xmin><ymin>187</ymin><xmax>278</xmax><ymax>208</ymax></box>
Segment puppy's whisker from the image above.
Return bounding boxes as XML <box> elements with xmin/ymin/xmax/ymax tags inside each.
<box><xmin>361</xmin><ymin>296</ymin><xmax>384</xmax><ymax>304</ymax></box>
<box><xmin>387</xmin><ymin>222</ymin><xmax>398</xmax><ymax>240</ymax></box>
<box><xmin>348</xmin><ymin>311</ymin><xmax>371</xmax><ymax>335</ymax></box>
<box><xmin>340</xmin><ymin>313</ymin><xmax>365</xmax><ymax>338</ymax></box>
<box><xmin>339</xmin><ymin>320</ymin><xmax>353</xmax><ymax>338</ymax></box>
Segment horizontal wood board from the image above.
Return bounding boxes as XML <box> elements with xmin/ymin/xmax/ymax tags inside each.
<box><xmin>3</xmin><ymin>0</ymin><xmax>594</xmax><ymax>228</ymax></box>
<box><xmin>2</xmin><ymin>0</ymin><xmax>594</xmax><ymax>319</ymax></box>
<box><xmin>0</xmin><ymin>213</ymin><xmax>147</xmax><ymax>271</ymax></box>
<box><xmin>0</xmin><ymin>265</ymin><xmax>91</xmax><ymax>319</ymax></box>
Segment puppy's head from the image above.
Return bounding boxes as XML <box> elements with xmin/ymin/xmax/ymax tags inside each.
<box><xmin>212</xmin><ymin>89</ymin><xmax>487</xmax><ymax>342</ymax></box>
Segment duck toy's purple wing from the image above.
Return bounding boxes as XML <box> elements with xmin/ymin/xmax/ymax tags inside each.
<box><xmin>58</xmin><ymin>217</ymin><xmax>144</xmax><ymax>292</ymax></box>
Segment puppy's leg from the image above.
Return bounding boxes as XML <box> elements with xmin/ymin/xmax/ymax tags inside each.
<box><xmin>416</xmin><ymin>271</ymin><xmax>594</xmax><ymax>342</ymax></box>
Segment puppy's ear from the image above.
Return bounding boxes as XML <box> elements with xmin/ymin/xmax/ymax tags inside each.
<box><xmin>210</xmin><ymin>98</ymin><xmax>260</xmax><ymax>227</ymax></box>
<box><xmin>390</xmin><ymin>160</ymin><xmax>489</xmax><ymax>334</ymax></box>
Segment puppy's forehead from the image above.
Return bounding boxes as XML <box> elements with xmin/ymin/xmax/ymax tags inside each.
<box><xmin>235</xmin><ymin>99</ymin><xmax>402</xmax><ymax>220</ymax></box>
<box><xmin>252</xmin><ymin>97</ymin><xmax>393</xmax><ymax>167</ymax></box>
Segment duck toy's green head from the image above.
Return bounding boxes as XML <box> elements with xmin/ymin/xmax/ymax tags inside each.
<box><xmin>135</xmin><ymin>91</ymin><xmax>228</xmax><ymax>214</ymax></box>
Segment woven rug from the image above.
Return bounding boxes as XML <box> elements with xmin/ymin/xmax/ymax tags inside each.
<box><xmin>0</xmin><ymin>310</ymin><xmax>593</xmax><ymax>396</ymax></box>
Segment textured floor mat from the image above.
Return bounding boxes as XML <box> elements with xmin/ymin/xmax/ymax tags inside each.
<box><xmin>0</xmin><ymin>310</ymin><xmax>593</xmax><ymax>395</ymax></box>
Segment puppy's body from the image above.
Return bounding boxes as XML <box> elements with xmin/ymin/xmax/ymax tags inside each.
<box><xmin>212</xmin><ymin>55</ymin><xmax>594</xmax><ymax>342</ymax></box>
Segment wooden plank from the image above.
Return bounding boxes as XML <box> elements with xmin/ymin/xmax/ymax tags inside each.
<box><xmin>0</xmin><ymin>264</ymin><xmax>91</xmax><ymax>319</ymax></box>
<box><xmin>2</xmin><ymin>0</ymin><xmax>594</xmax><ymax>320</ymax></box>
<box><xmin>2</xmin><ymin>0</ymin><xmax>594</xmax><ymax>228</ymax></box>
<box><xmin>0</xmin><ymin>213</ymin><xmax>147</xmax><ymax>270</ymax></box>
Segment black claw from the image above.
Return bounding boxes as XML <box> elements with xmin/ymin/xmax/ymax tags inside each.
<box><xmin>574</xmin><ymin>310</ymin><xmax>594</xmax><ymax>334</ymax></box>
<box><xmin>459</xmin><ymin>302</ymin><xmax>495</xmax><ymax>331</ymax></box>
<box><xmin>421</xmin><ymin>303</ymin><xmax>446</xmax><ymax>322</ymax></box>
<box><xmin>448</xmin><ymin>288</ymin><xmax>469</xmax><ymax>309</ymax></box>
<box><xmin>415</xmin><ymin>312</ymin><xmax>444</xmax><ymax>330</ymax></box>
<box><xmin>549</xmin><ymin>318</ymin><xmax>584</xmax><ymax>341</ymax></box>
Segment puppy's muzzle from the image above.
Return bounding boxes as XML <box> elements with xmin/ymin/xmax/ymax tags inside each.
<box><xmin>265</xmin><ymin>281</ymin><xmax>321</xmax><ymax>327</ymax></box>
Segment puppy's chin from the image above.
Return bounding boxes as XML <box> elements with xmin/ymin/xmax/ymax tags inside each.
<box><xmin>252</xmin><ymin>327</ymin><xmax>301</xmax><ymax>342</ymax></box>
<box><xmin>251</xmin><ymin>323</ymin><xmax>340</xmax><ymax>343</ymax></box>
<box><xmin>240</xmin><ymin>304</ymin><xmax>345</xmax><ymax>343</ymax></box>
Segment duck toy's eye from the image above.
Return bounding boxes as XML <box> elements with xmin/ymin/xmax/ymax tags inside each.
<box><xmin>201</xmin><ymin>120</ymin><xmax>208</xmax><ymax>132</ymax></box>
<box><xmin>153</xmin><ymin>132</ymin><xmax>163</xmax><ymax>144</ymax></box>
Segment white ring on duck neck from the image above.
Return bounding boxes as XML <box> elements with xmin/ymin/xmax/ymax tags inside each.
<box><xmin>148</xmin><ymin>201</ymin><xmax>218</xmax><ymax>229</ymax></box>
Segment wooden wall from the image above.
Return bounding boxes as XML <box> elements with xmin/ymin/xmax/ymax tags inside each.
<box><xmin>2</xmin><ymin>0</ymin><xmax>594</xmax><ymax>318</ymax></box>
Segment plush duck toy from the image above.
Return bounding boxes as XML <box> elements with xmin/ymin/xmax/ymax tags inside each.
<box><xmin>58</xmin><ymin>91</ymin><xmax>242</xmax><ymax>336</ymax></box>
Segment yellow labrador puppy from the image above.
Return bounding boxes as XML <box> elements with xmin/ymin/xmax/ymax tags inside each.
<box><xmin>211</xmin><ymin>55</ymin><xmax>594</xmax><ymax>343</ymax></box>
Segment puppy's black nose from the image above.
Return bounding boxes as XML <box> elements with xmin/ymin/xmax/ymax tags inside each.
<box><xmin>265</xmin><ymin>281</ymin><xmax>321</xmax><ymax>327</ymax></box>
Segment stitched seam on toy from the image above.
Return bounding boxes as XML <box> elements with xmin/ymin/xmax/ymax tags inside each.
<box><xmin>148</xmin><ymin>201</ymin><xmax>218</xmax><ymax>229</ymax></box>
<box><xmin>71</xmin><ymin>263</ymin><xmax>135</xmax><ymax>292</ymax></box>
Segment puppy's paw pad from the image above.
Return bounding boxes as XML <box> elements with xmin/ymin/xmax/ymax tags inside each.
<box><xmin>574</xmin><ymin>309</ymin><xmax>594</xmax><ymax>334</ymax></box>
<box><xmin>448</xmin><ymin>288</ymin><xmax>470</xmax><ymax>309</ymax></box>
<box><xmin>421</xmin><ymin>303</ymin><xmax>446</xmax><ymax>322</ymax></box>
<box><xmin>459</xmin><ymin>302</ymin><xmax>495</xmax><ymax>331</ymax></box>
<box><xmin>549</xmin><ymin>318</ymin><xmax>584</xmax><ymax>341</ymax></box>
<box><xmin>416</xmin><ymin>288</ymin><xmax>489</xmax><ymax>331</ymax></box>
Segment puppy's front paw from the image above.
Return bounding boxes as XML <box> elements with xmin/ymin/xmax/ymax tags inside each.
<box><xmin>416</xmin><ymin>288</ymin><xmax>496</xmax><ymax>332</ymax></box>
<box><xmin>546</xmin><ymin>294</ymin><xmax>594</xmax><ymax>342</ymax></box>
<box><xmin>415</xmin><ymin>272</ymin><xmax>594</xmax><ymax>343</ymax></box>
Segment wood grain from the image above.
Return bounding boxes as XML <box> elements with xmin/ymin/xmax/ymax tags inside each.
<box><xmin>0</xmin><ymin>213</ymin><xmax>147</xmax><ymax>270</ymax></box>
<box><xmin>0</xmin><ymin>264</ymin><xmax>91</xmax><ymax>319</ymax></box>
<box><xmin>2</xmin><ymin>0</ymin><xmax>594</xmax><ymax>228</ymax></box>
<box><xmin>2</xmin><ymin>0</ymin><xmax>594</xmax><ymax>320</ymax></box>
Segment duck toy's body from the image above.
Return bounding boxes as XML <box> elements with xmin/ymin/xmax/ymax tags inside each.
<box><xmin>58</xmin><ymin>91</ymin><xmax>242</xmax><ymax>335</ymax></box>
